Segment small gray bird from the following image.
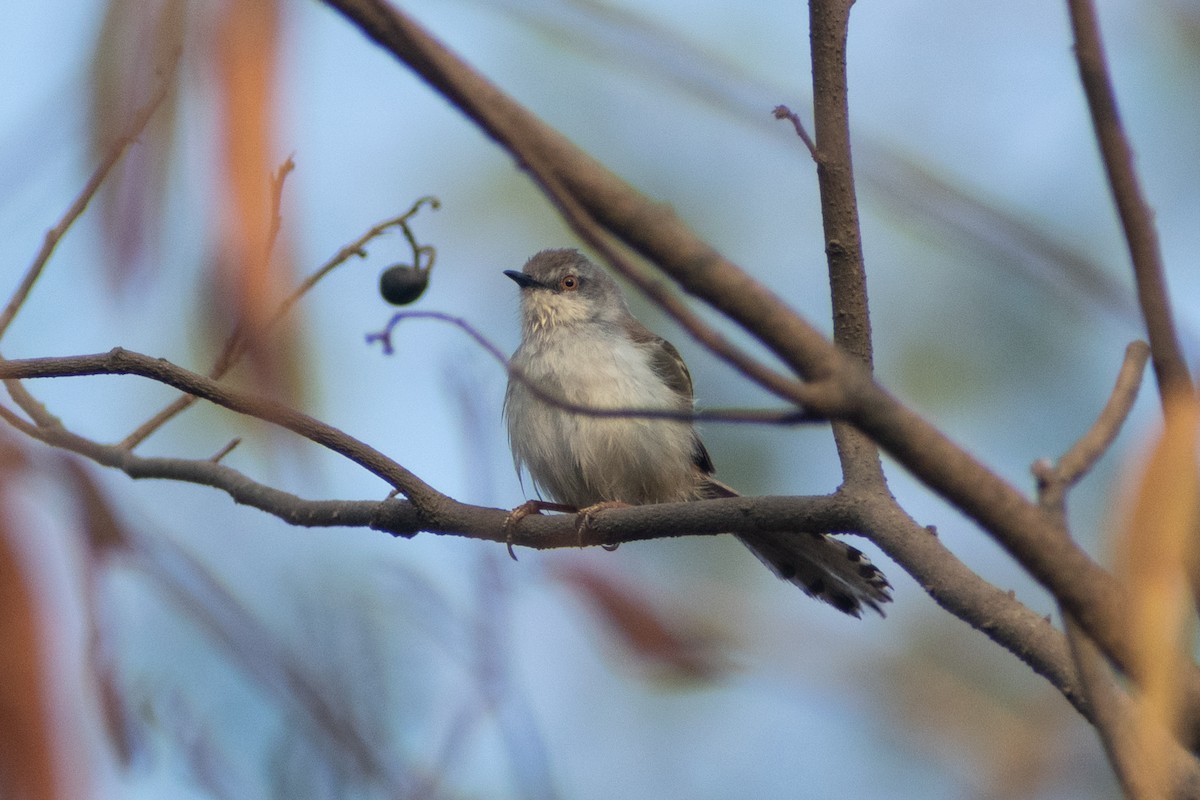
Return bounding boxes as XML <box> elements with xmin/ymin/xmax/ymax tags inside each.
<box><xmin>503</xmin><ymin>249</ymin><xmax>891</xmax><ymax>616</ymax></box>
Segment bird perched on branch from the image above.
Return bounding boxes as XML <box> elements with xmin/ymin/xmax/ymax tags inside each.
<box><xmin>503</xmin><ymin>248</ymin><xmax>890</xmax><ymax>616</ymax></box>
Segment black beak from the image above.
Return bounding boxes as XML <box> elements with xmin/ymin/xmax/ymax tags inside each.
<box><xmin>503</xmin><ymin>270</ymin><xmax>546</xmax><ymax>289</ymax></box>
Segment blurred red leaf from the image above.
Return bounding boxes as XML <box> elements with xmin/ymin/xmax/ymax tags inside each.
<box><xmin>552</xmin><ymin>562</ymin><xmax>730</xmax><ymax>683</ymax></box>
<box><xmin>61</xmin><ymin>458</ymin><xmax>133</xmax><ymax>557</ymax></box>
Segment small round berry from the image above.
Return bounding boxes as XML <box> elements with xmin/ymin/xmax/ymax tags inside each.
<box><xmin>379</xmin><ymin>264</ymin><xmax>429</xmax><ymax>305</ymax></box>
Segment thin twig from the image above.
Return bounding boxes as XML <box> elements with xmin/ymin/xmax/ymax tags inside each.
<box><xmin>119</xmin><ymin>196</ymin><xmax>440</xmax><ymax>449</ymax></box>
<box><xmin>1034</xmin><ymin>340</ymin><xmax>1151</xmax><ymax>513</ymax></box>
<box><xmin>1067</xmin><ymin>0</ymin><xmax>1192</xmax><ymax>403</ymax></box>
<box><xmin>771</xmin><ymin>104</ymin><xmax>818</xmax><ymax>161</ymax></box>
<box><xmin>3</xmin><ymin>377</ymin><xmax>58</xmax><ymax>428</ymax></box>
<box><xmin>0</xmin><ymin>58</ymin><xmax>176</xmax><ymax>342</ymax></box>
<box><xmin>265</xmin><ymin>155</ymin><xmax>296</xmax><ymax>262</ymax></box>
<box><xmin>209</xmin><ymin>437</ymin><xmax>241</xmax><ymax>463</ymax></box>
<box><xmin>368</xmin><ymin>310</ymin><xmax>825</xmax><ymax>426</ymax></box>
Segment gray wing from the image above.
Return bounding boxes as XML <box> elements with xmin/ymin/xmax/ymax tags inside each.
<box><xmin>626</xmin><ymin>321</ymin><xmax>714</xmax><ymax>474</ymax></box>
<box><xmin>628</xmin><ymin>325</ymin><xmax>891</xmax><ymax>616</ymax></box>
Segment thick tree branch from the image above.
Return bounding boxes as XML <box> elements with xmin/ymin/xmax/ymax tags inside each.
<box><xmin>1067</xmin><ymin>0</ymin><xmax>1192</xmax><ymax>403</ymax></box>
<box><xmin>855</xmin><ymin>489</ymin><xmax>1093</xmax><ymax>721</ymax></box>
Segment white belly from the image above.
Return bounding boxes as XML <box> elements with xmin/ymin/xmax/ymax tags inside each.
<box><xmin>506</xmin><ymin>328</ymin><xmax>697</xmax><ymax>506</ymax></box>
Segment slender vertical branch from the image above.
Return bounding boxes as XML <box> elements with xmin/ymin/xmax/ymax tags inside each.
<box><xmin>1067</xmin><ymin>0</ymin><xmax>1192</xmax><ymax>403</ymax></box>
<box><xmin>808</xmin><ymin>0</ymin><xmax>884</xmax><ymax>488</ymax></box>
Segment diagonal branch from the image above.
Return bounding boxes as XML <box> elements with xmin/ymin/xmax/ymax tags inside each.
<box><xmin>0</xmin><ymin>59</ymin><xmax>175</xmax><ymax>343</ymax></box>
<box><xmin>1067</xmin><ymin>0</ymin><xmax>1192</xmax><ymax>403</ymax></box>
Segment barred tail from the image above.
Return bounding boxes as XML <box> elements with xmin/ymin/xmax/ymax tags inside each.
<box><xmin>698</xmin><ymin>478</ymin><xmax>891</xmax><ymax>617</ymax></box>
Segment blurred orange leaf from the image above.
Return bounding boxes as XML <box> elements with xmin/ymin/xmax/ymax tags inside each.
<box><xmin>0</xmin><ymin>447</ymin><xmax>61</xmax><ymax>800</ymax></box>
<box><xmin>208</xmin><ymin>0</ymin><xmax>303</xmax><ymax>407</ymax></box>
<box><xmin>1112</xmin><ymin>392</ymin><xmax>1200</xmax><ymax>792</ymax></box>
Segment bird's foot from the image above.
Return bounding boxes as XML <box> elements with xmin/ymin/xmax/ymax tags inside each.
<box><xmin>503</xmin><ymin>500</ymin><xmax>577</xmax><ymax>560</ymax></box>
<box><xmin>574</xmin><ymin>500</ymin><xmax>632</xmax><ymax>550</ymax></box>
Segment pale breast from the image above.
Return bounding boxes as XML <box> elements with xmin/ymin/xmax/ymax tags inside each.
<box><xmin>506</xmin><ymin>328</ymin><xmax>698</xmax><ymax>507</ymax></box>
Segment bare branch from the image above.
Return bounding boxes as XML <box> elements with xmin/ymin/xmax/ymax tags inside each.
<box><xmin>0</xmin><ymin>346</ymin><xmax>1109</xmax><ymax>723</ymax></box>
<box><xmin>1067</xmin><ymin>0</ymin><xmax>1192</xmax><ymax>402</ymax></box>
<box><xmin>854</xmin><ymin>488</ymin><xmax>1094</xmax><ymax>721</ymax></box>
<box><xmin>1</xmin><ymin>349</ymin><xmax>449</xmax><ymax>512</ymax></box>
<box><xmin>0</xmin><ymin>349</ymin><xmax>868</xmax><ymax>544</ymax></box>
<box><xmin>0</xmin><ymin>398</ymin><xmax>869</xmax><ymax>559</ymax></box>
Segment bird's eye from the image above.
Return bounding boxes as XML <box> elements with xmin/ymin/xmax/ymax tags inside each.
<box><xmin>559</xmin><ymin>275</ymin><xmax>579</xmax><ymax>291</ymax></box>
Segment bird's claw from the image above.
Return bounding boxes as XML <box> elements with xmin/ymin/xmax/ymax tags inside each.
<box><xmin>503</xmin><ymin>500</ymin><xmax>577</xmax><ymax>560</ymax></box>
<box><xmin>574</xmin><ymin>500</ymin><xmax>631</xmax><ymax>550</ymax></box>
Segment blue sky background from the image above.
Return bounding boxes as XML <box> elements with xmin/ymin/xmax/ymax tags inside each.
<box><xmin>3</xmin><ymin>1</ymin><xmax>1199</xmax><ymax>797</ymax></box>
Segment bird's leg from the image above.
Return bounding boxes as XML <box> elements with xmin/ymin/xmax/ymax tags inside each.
<box><xmin>574</xmin><ymin>501</ymin><xmax>632</xmax><ymax>550</ymax></box>
<box><xmin>503</xmin><ymin>499</ymin><xmax>578</xmax><ymax>560</ymax></box>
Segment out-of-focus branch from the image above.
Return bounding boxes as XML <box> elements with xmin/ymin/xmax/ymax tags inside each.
<box><xmin>1067</xmin><ymin>0</ymin><xmax>1192</xmax><ymax>403</ymax></box>
<box><xmin>0</xmin><ymin>60</ymin><xmax>175</xmax><ymax>342</ymax></box>
<box><xmin>1065</xmin><ymin>619</ymin><xmax>1200</xmax><ymax>799</ymax></box>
